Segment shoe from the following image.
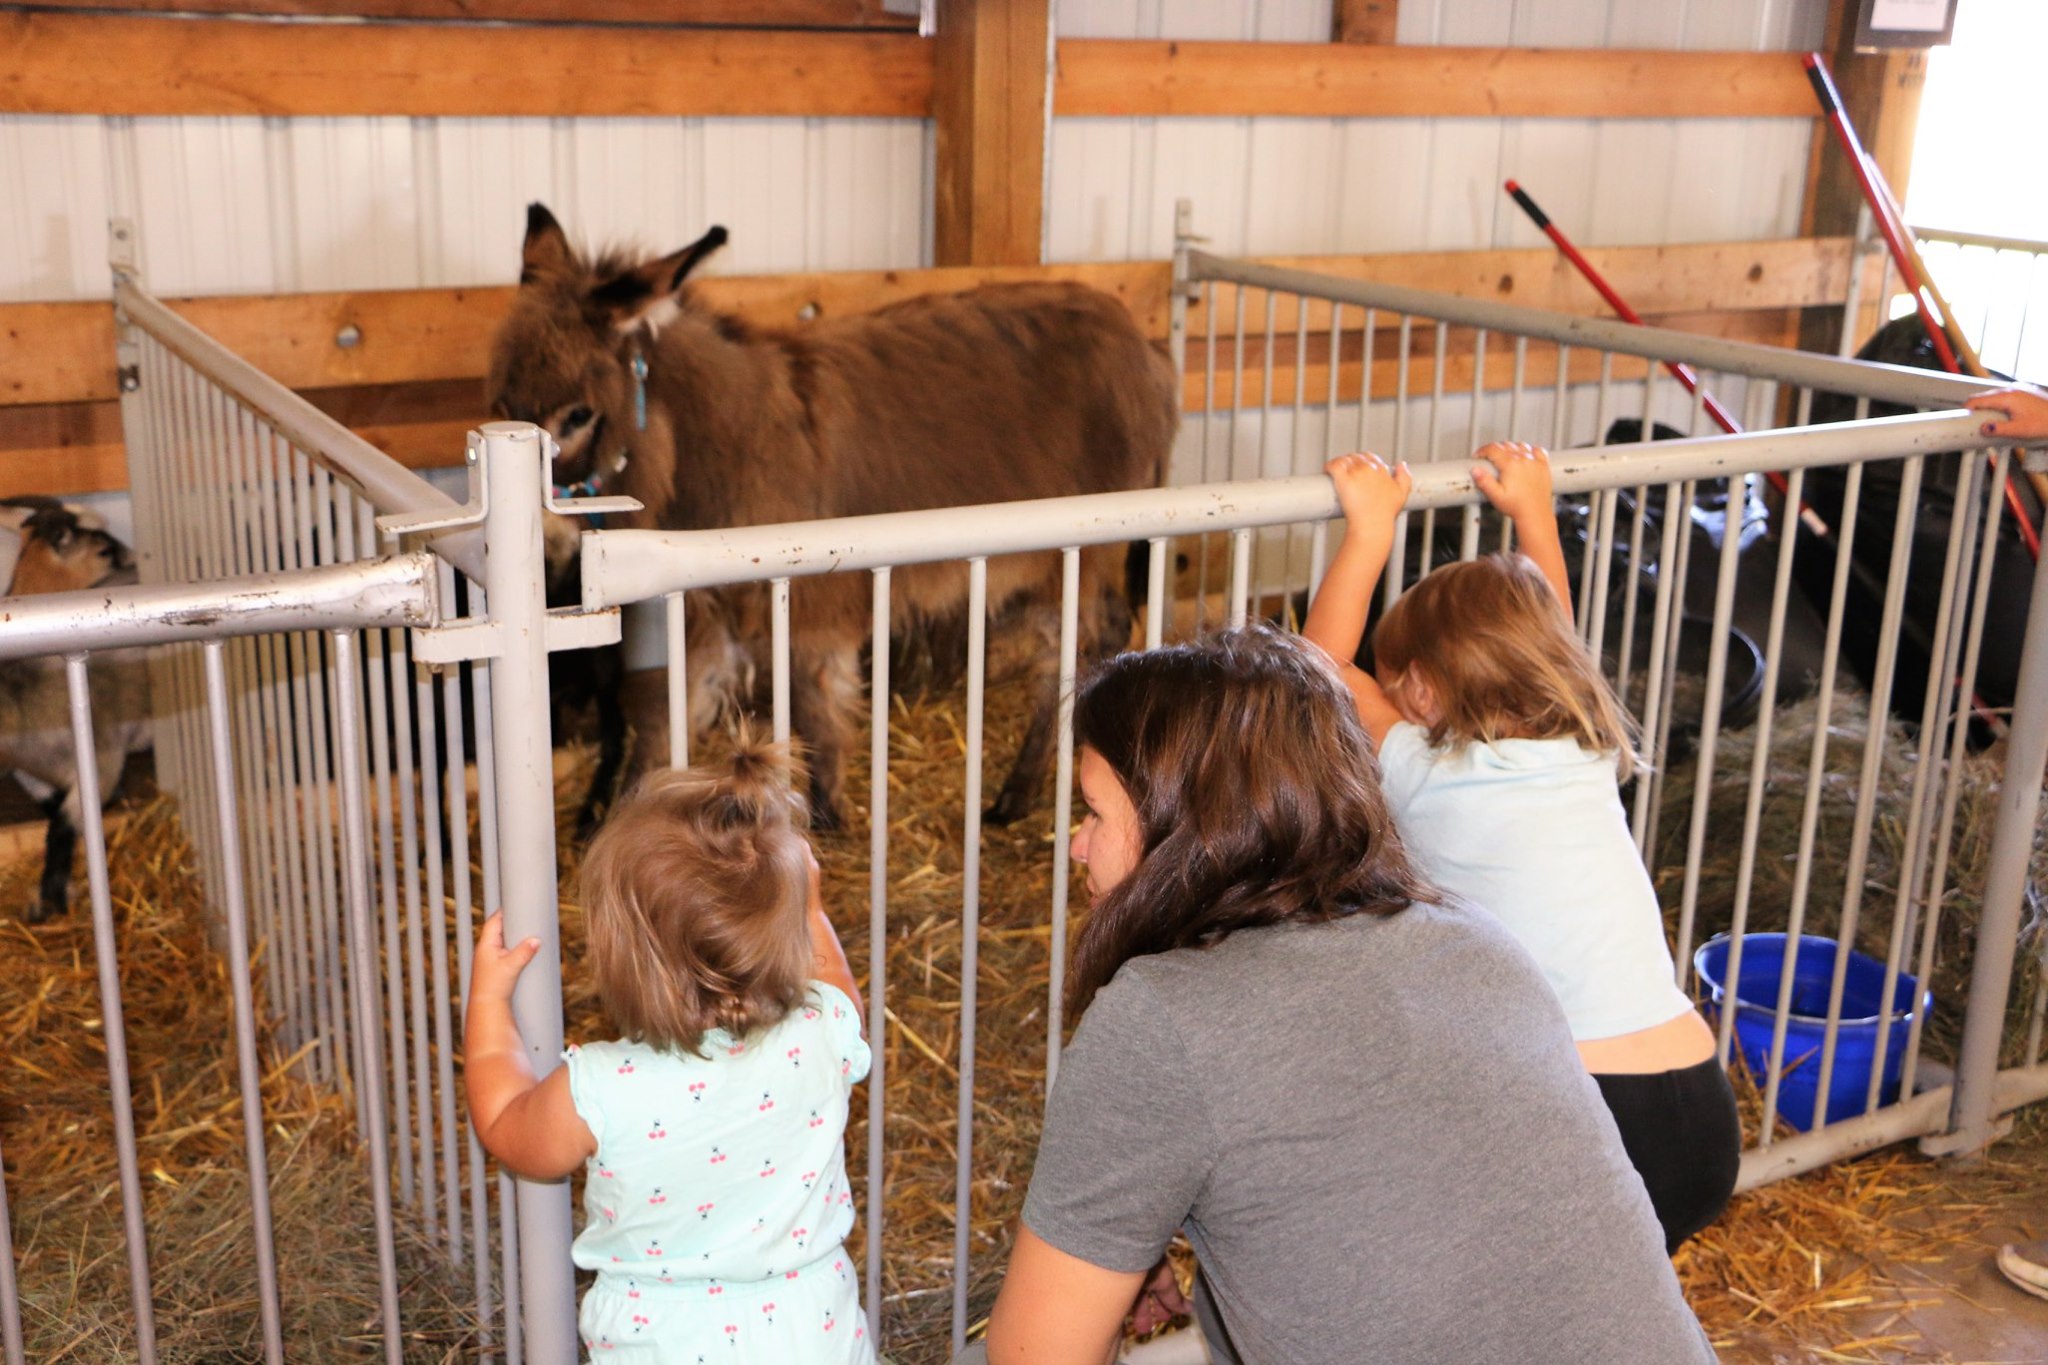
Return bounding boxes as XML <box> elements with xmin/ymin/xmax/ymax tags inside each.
<box><xmin>1997</xmin><ymin>1242</ymin><xmax>2048</xmax><ymax>1302</ymax></box>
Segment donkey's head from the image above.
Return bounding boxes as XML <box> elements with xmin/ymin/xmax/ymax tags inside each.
<box><xmin>486</xmin><ymin>204</ymin><xmax>728</xmax><ymax>492</ymax></box>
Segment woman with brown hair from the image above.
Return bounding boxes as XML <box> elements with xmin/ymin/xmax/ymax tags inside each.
<box><xmin>975</xmin><ymin>627</ymin><xmax>1714</xmax><ymax>1365</ymax></box>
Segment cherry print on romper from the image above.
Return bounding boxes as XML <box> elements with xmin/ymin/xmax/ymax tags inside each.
<box><xmin>787</xmin><ymin>1046</ymin><xmax>801</xmax><ymax>1068</ymax></box>
<box><xmin>708</xmin><ymin>1145</ymin><xmax>727</xmax><ymax>1165</ymax></box>
<box><xmin>645</xmin><ymin>1240</ymin><xmax>664</xmax><ymax>1258</ymax></box>
<box><xmin>792</xmin><ymin>1227</ymin><xmax>809</xmax><ymax>1250</ymax></box>
<box><xmin>808</xmin><ymin>1109</ymin><xmax>824</xmax><ymax>1129</ymax></box>
<box><xmin>648</xmin><ymin>1118</ymin><xmax>667</xmax><ymax>1140</ymax></box>
<box><xmin>598</xmin><ymin>1165</ymin><xmax>616</xmax><ymax>1178</ymax></box>
<box><xmin>600</xmin><ymin>1205</ymin><xmax>617</xmax><ymax>1223</ymax></box>
<box><xmin>648</xmin><ymin>1188</ymin><xmax>667</xmax><ymax>1206</ymax></box>
<box><xmin>758</xmin><ymin>1091</ymin><xmax>775</xmax><ymax>1112</ymax></box>
<box><xmin>803</xmin><ymin>1006</ymin><xmax>820</xmax><ymax>1021</ymax></box>
<box><xmin>759</xmin><ymin>1158</ymin><xmax>777</xmax><ymax>1178</ymax></box>
<box><xmin>708</xmin><ymin>1282</ymin><xmax>723</xmax><ymax>1296</ymax></box>
<box><xmin>824</xmin><ymin>1309</ymin><xmax>836</xmax><ymax>1332</ymax></box>
<box><xmin>761</xmin><ymin>1303</ymin><xmax>776</xmax><ymax>1325</ymax></box>
<box><xmin>618</xmin><ymin>1057</ymin><xmax>635</xmax><ymax>1075</ymax></box>
<box><xmin>689</xmin><ymin>1081</ymin><xmax>707</xmax><ymax>1101</ymax></box>
<box><xmin>696</xmin><ymin>1201</ymin><xmax>715</xmax><ymax>1220</ymax></box>
<box><xmin>626</xmin><ymin>1282</ymin><xmax>641</xmax><ymax>1300</ymax></box>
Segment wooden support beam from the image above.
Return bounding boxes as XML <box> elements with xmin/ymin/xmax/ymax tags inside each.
<box><xmin>1057</xmin><ymin>41</ymin><xmax>1817</xmax><ymax>118</ymax></box>
<box><xmin>932</xmin><ymin>0</ymin><xmax>1049</xmax><ymax>267</ymax></box>
<box><xmin>0</xmin><ymin>237</ymin><xmax>1874</xmax><ymax>410</ymax></box>
<box><xmin>16</xmin><ymin>0</ymin><xmax>915</xmax><ymax>24</ymax></box>
<box><xmin>1797</xmin><ymin>0</ymin><xmax>1928</xmax><ymax>356</ymax></box>
<box><xmin>1332</xmin><ymin>0</ymin><xmax>1399</xmax><ymax>45</ymax></box>
<box><xmin>0</xmin><ymin>12</ymin><xmax>931</xmax><ymax>117</ymax></box>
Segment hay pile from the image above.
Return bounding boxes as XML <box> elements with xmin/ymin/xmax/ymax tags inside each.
<box><xmin>0</xmin><ymin>799</ymin><xmax>478</xmax><ymax>1362</ymax></box>
<box><xmin>2</xmin><ymin>659</ymin><xmax>2043</xmax><ymax>1364</ymax></box>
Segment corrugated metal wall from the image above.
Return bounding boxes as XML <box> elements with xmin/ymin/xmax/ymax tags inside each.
<box><xmin>1</xmin><ymin>115</ymin><xmax>931</xmax><ymax>300</ymax></box>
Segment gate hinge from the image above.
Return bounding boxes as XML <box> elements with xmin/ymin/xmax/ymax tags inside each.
<box><xmin>410</xmin><ymin>601</ymin><xmax>621</xmax><ymax>667</ymax></box>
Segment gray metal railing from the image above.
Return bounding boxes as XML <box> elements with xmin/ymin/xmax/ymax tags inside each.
<box><xmin>5</xmin><ymin>224</ymin><xmax>2047</xmax><ymax>1364</ymax></box>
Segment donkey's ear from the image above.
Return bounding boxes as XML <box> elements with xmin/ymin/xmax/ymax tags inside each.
<box><xmin>588</xmin><ymin>225</ymin><xmax>729</xmax><ymax>332</ymax></box>
<box><xmin>520</xmin><ymin>203</ymin><xmax>575</xmax><ymax>285</ymax></box>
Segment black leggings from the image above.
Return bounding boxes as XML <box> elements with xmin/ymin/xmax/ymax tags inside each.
<box><xmin>1595</xmin><ymin>1057</ymin><xmax>1742</xmax><ymax>1253</ymax></box>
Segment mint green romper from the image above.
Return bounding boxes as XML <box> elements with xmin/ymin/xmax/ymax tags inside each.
<box><xmin>563</xmin><ymin>982</ymin><xmax>875</xmax><ymax>1363</ymax></box>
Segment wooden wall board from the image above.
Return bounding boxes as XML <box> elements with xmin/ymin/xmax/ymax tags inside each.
<box><xmin>6</xmin><ymin>238</ymin><xmax>1867</xmax><ymax>410</ymax></box>
<box><xmin>0</xmin><ymin>13</ymin><xmax>932</xmax><ymax>117</ymax></box>
<box><xmin>1056</xmin><ymin>41</ymin><xmax>1818</xmax><ymax>119</ymax></box>
<box><xmin>15</xmin><ymin>1</ymin><xmax>915</xmax><ymax>24</ymax></box>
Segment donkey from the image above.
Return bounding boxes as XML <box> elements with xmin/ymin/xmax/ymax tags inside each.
<box><xmin>487</xmin><ymin>205</ymin><xmax>1177</xmax><ymax>828</ymax></box>
<box><xmin>0</xmin><ymin>499</ymin><xmax>151</xmax><ymax>922</ymax></box>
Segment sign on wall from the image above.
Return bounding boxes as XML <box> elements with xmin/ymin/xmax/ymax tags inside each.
<box><xmin>1857</xmin><ymin>0</ymin><xmax>1960</xmax><ymax>49</ymax></box>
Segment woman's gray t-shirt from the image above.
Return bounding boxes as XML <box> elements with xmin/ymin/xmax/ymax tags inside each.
<box><xmin>1020</xmin><ymin>901</ymin><xmax>1717</xmax><ymax>1364</ymax></box>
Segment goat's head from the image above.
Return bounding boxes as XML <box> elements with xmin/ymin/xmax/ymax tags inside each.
<box><xmin>0</xmin><ymin>498</ymin><xmax>137</xmax><ymax>596</ymax></box>
<box><xmin>486</xmin><ymin>203</ymin><xmax>728</xmax><ymax>492</ymax></box>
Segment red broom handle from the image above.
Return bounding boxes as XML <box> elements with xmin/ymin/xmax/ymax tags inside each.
<box><xmin>1803</xmin><ymin>55</ymin><xmax>1960</xmax><ymax>371</ymax></box>
<box><xmin>1503</xmin><ymin>179</ymin><xmax>1830</xmax><ymax>539</ymax></box>
<box><xmin>1805</xmin><ymin>53</ymin><xmax>2042</xmax><ymax>561</ymax></box>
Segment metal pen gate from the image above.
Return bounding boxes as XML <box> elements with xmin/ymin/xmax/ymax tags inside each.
<box><xmin>1</xmin><ymin>218</ymin><xmax>2045</xmax><ymax>1362</ymax></box>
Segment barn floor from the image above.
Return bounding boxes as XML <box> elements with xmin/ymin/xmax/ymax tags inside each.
<box><xmin>1717</xmin><ymin>1119</ymin><xmax>2048</xmax><ymax>1365</ymax></box>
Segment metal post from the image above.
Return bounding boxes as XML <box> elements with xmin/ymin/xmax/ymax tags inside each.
<box><xmin>1946</xmin><ymin>499</ymin><xmax>2048</xmax><ymax>1154</ymax></box>
<box><xmin>474</xmin><ymin>423</ymin><xmax>579</xmax><ymax>1354</ymax></box>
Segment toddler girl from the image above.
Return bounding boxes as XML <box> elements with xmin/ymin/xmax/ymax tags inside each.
<box><xmin>1303</xmin><ymin>442</ymin><xmax>1741</xmax><ymax>1252</ymax></box>
<box><xmin>465</xmin><ymin>742</ymin><xmax>874</xmax><ymax>1361</ymax></box>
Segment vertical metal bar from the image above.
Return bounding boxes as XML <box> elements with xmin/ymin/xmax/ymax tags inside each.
<box><xmin>1865</xmin><ymin>450</ymin><xmax>1981</xmax><ymax>1114</ymax></box>
<box><xmin>1228</xmin><ymin>529</ymin><xmax>1252</xmax><ymax>629</ymax></box>
<box><xmin>1585</xmin><ymin>488</ymin><xmax>1619</xmax><ymax>658</ymax></box>
<box><xmin>1641</xmin><ymin>477</ymin><xmax>1699</xmax><ymax>869</ymax></box>
<box><xmin>1762</xmin><ymin>460</ymin><xmax>1867</xmax><ymax>1141</ymax></box>
<box><xmin>1904</xmin><ymin>455</ymin><xmax>2006</xmax><ymax>1100</ymax></box>
<box><xmin>1613</xmin><ymin>375</ymin><xmax>1661</xmax><ymax>702</ymax></box>
<box><xmin>65</xmin><ymin>655</ymin><xmax>160</xmax><ymax>1364</ymax></box>
<box><xmin>771</xmin><ymin>577</ymin><xmax>793</xmax><ymax>745</ymax></box>
<box><xmin>1145</xmin><ymin>538</ymin><xmax>1168</xmax><ymax>649</ymax></box>
<box><xmin>666</xmin><ymin>592</ymin><xmax>689</xmax><ymax>767</ymax></box>
<box><xmin>251</xmin><ymin>423</ymin><xmax>310</xmax><ymax>1056</ymax></box>
<box><xmin>1197</xmin><ymin>282</ymin><xmax>1218</xmax><ymax>624</ymax></box>
<box><xmin>415</xmin><ymin>637</ymin><xmax>461</xmax><ymax>1260</ymax></box>
<box><xmin>332</xmin><ymin>632</ymin><xmax>406</xmax><ymax>1364</ymax></box>
<box><xmin>1286</xmin><ymin>293</ymin><xmax>1309</xmax><ymax>612</ymax></box>
<box><xmin>201</xmin><ymin>643</ymin><xmax>287</xmax><ymax>1363</ymax></box>
<box><xmin>1577</xmin><ymin>355</ymin><xmax>1616</xmax><ymax>635</ymax></box>
<box><xmin>1357</xmin><ymin>308</ymin><xmax>1376</xmax><ymax>453</ymax></box>
<box><xmin>1949</xmin><ymin>482</ymin><xmax>2048</xmax><ymax>1152</ymax></box>
<box><xmin>1384</xmin><ymin>317</ymin><xmax>1413</xmax><ymax>611</ymax></box>
<box><xmin>1508</xmin><ymin>336</ymin><xmax>1528</xmax><ymax>442</ymax></box>
<box><xmin>951</xmin><ymin>556</ymin><xmax>988</xmax><ymax>1358</ymax></box>
<box><xmin>392</xmin><ymin>615</ymin><xmax>437</xmax><ymax>1236</ymax></box>
<box><xmin>1256</xmin><ymin>290</ymin><xmax>1277</xmax><ymax>615</ymax></box>
<box><xmin>1461</xmin><ymin>329</ymin><xmax>1486</xmax><ymax>562</ymax></box>
<box><xmin>1716</xmin><ymin>464</ymin><xmax>1808</xmax><ymax>1065</ymax></box>
<box><xmin>474</xmin><ymin>425</ymin><xmax>575</xmax><ymax>1359</ymax></box>
<box><xmin>1550</xmin><ymin>344</ymin><xmax>1571</xmax><ymax>451</ymax></box>
<box><xmin>330</xmin><ymin>479</ymin><xmax>373</xmax><ymax>1139</ymax></box>
<box><xmin>1811</xmin><ymin>458</ymin><xmax>1926</xmax><ymax>1128</ymax></box>
<box><xmin>0</xmin><ymin>1131</ymin><xmax>20</xmax><ymax>1365</ymax></box>
<box><xmin>1630</xmin><ymin>481</ymin><xmax>1686</xmax><ymax>849</ymax></box>
<box><xmin>441</xmin><ymin>565</ymin><xmax>492</xmax><ymax>1325</ymax></box>
<box><xmin>1047</xmin><ymin>548</ymin><xmax>1080</xmax><ymax>1090</ymax></box>
<box><xmin>865</xmin><ymin>566</ymin><xmax>890</xmax><ymax>1346</ymax></box>
<box><xmin>471</xmin><ymin>636</ymin><xmax>511</xmax><ymax>1362</ymax></box>
<box><xmin>360</xmin><ymin>509</ymin><xmax>415</xmax><ymax>1211</ymax></box>
<box><xmin>1417</xmin><ymin>320</ymin><xmax>1448</xmax><ymax>571</ymax></box>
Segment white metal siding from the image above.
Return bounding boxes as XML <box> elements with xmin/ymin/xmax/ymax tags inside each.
<box><xmin>0</xmin><ymin>115</ymin><xmax>931</xmax><ymax>301</ymax></box>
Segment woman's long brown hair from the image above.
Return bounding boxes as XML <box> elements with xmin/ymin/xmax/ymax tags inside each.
<box><xmin>1067</xmin><ymin>625</ymin><xmax>1435</xmax><ymax>1021</ymax></box>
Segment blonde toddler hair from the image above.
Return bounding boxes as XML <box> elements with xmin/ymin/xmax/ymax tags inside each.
<box><xmin>579</xmin><ymin>736</ymin><xmax>812</xmax><ymax>1056</ymax></box>
<box><xmin>1372</xmin><ymin>552</ymin><xmax>1642</xmax><ymax>780</ymax></box>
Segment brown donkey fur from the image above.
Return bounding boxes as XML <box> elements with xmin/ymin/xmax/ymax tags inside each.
<box><xmin>487</xmin><ymin>205</ymin><xmax>1178</xmax><ymax>826</ymax></box>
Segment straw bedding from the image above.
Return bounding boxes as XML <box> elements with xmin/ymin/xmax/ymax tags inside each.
<box><xmin>1</xmin><ymin>655</ymin><xmax>2042</xmax><ymax>1362</ymax></box>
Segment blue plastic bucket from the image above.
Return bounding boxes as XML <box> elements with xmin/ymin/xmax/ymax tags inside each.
<box><xmin>1692</xmin><ymin>933</ymin><xmax>1931</xmax><ymax>1133</ymax></box>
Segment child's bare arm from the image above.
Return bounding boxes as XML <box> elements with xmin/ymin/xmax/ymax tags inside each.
<box><xmin>1472</xmin><ymin>442</ymin><xmax>1572</xmax><ymax>623</ymax></box>
<box><xmin>1964</xmin><ymin>386</ymin><xmax>2048</xmax><ymax>441</ymax></box>
<box><xmin>464</xmin><ymin>912</ymin><xmax>597</xmax><ymax>1180</ymax></box>
<box><xmin>804</xmin><ymin>847</ymin><xmax>864</xmax><ymax>1026</ymax></box>
<box><xmin>1302</xmin><ymin>453</ymin><xmax>1411</xmax><ymax>743</ymax></box>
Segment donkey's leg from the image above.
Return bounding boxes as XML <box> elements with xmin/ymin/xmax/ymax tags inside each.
<box><xmin>791</xmin><ymin>643</ymin><xmax>862</xmax><ymax>831</ymax></box>
<box><xmin>29</xmin><ymin>788</ymin><xmax>76</xmax><ymax>923</ymax></box>
<box><xmin>987</xmin><ymin>546</ymin><xmax>1132</xmax><ymax>826</ymax></box>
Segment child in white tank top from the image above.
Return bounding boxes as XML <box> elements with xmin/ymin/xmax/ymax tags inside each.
<box><xmin>1303</xmin><ymin>442</ymin><xmax>1740</xmax><ymax>1252</ymax></box>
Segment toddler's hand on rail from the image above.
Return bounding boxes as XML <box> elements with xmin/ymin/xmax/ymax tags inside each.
<box><xmin>1964</xmin><ymin>387</ymin><xmax>2048</xmax><ymax>441</ymax></box>
<box><xmin>472</xmin><ymin>911</ymin><xmax>542</xmax><ymax>1006</ymax></box>
<box><xmin>1325</xmin><ymin>452</ymin><xmax>1411</xmax><ymax>530</ymax></box>
<box><xmin>1472</xmin><ymin>442</ymin><xmax>1554</xmax><ymax>523</ymax></box>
